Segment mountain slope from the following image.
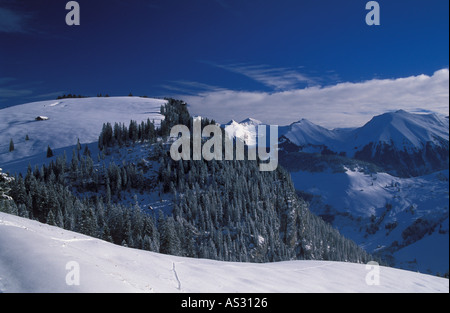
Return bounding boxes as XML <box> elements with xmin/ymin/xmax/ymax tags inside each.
<box><xmin>1</xmin><ymin>212</ymin><xmax>447</xmax><ymax>293</ymax></box>
<box><xmin>0</xmin><ymin>97</ymin><xmax>166</xmax><ymax>166</ymax></box>
<box><xmin>289</xmin><ymin>168</ymin><xmax>449</xmax><ymax>274</ymax></box>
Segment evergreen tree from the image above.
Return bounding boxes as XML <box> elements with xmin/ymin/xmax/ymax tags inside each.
<box><xmin>9</xmin><ymin>139</ymin><xmax>14</xmax><ymax>152</ymax></box>
<box><xmin>47</xmin><ymin>146</ymin><xmax>54</xmax><ymax>158</ymax></box>
<box><xmin>159</xmin><ymin>212</ymin><xmax>181</xmax><ymax>256</ymax></box>
<box><xmin>0</xmin><ymin>168</ymin><xmax>14</xmax><ymax>201</ymax></box>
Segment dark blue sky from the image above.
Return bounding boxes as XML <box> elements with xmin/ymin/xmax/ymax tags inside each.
<box><xmin>0</xmin><ymin>0</ymin><xmax>448</xmax><ymax>109</ymax></box>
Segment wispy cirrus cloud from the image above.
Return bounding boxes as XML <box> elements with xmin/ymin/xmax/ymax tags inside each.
<box><xmin>0</xmin><ymin>77</ymin><xmax>32</xmax><ymax>98</ymax></box>
<box><xmin>182</xmin><ymin>68</ymin><xmax>450</xmax><ymax>129</ymax></box>
<box><xmin>0</xmin><ymin>86</ymin><xmax>33</xmax><ymax>98</ymax></box>
<box><xmin>32</xmin><ymin>91</ymin><xmax>67</xmax><ymax>100</ymax></box>
<box><xmin>0</xmin><ymin>7</ymin><xmax>30</xmax><ymax>34</ymax></box>
<box><xmin>0</xmin><ymin>77</ymin><xmax>31</xmax><ymax>108</ymax></box>
<box><xmin>204</xmin><ymin>61</ymin><xmax>318</xmax><ymax>91</ymax></box>
<box><xmin>0</xmin><ymin>77</ymin><xmax>62</xmax><ymax>108</ymax></box>
<box><xmin>159</xmin><ymin>80</ymin><xmax>226</xmax><ymax>96</ymax></box>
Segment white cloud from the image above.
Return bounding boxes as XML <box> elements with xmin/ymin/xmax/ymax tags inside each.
<box><xmin>183</xmin><ymin>69</ymin><xmax>449</xmax><ymax>129</ymax></box>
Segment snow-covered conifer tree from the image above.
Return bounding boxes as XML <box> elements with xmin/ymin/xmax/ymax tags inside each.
<box><xmin>0</xmin><ymin>168</ymin><xmax>14</xmax><ymax>200</ymax></box>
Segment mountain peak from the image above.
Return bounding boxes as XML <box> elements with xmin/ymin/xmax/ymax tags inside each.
<box><xmin>225</xmin><ymin>119</ymin><xmax>238</xmax><ymax>126</ymax></box>
<box><xmin>357</xmin><ymin>110</ymin><xmax>448</xmax><ymax>146</ymax></box>
<box><xmin>239</xmin><ymin>117</ymin><xmax>263</xmax><ymax>126</ymax></box>
<box><xmin>292</xmin><ymin>118</ymin><xmax>316</xmax><ymax>125</ymax></box>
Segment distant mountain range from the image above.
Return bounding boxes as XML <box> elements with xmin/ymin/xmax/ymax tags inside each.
<box><xmin>224</xmin><ymin>110</ymin><xmax>449</xmax><ymax>177</ymax></box>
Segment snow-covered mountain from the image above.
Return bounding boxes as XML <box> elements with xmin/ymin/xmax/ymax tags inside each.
<box><xmin>0</xmin><ymin>97</ymin><xmax>166</xmax><ymax>166</ymax></box>
<box><xmin>351</xmin><ymin>110</ymin><xmax>448</xmax><ymax>153</ymax></box>
<box><xmin>280</xmin><ymin>119</ymin><xmax>347</xmax><ymax>154</ymax></box>
<box><xmin>280</xmin><ymin>110</ymin><xmax>449</xmax><ymax>176</ymax></box>
<box><xmin>351</xmin><ymin>110</ymin><xmax>449</xmax><ymax>176</ymax></box>
<box><xmin>1</xmin><ymin>212</ymin><xmax>447</xmax><ymax>293</ymax></box>
<box><xmin>284</xmin><ymin>119</ymin><xmax>338</xmax><ymax>147</ymax></box>
<box><xmin>222</xmin><ymin>118</ymin><xmax>263</xmax><ymax>147</ymax></box>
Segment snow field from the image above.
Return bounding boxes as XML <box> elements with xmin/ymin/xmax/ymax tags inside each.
<box><xmin>0</xmin><ymin>212</ymin><xmax>448</xmax><ymax>293</ymax></box>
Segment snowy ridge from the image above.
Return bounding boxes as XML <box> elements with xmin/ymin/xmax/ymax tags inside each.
<box><xmin>350</xmin><ymin>110</ymin><xmax>449</xmax><ymax>154</ymax></box>
<box><xmin>284</xmin><ymin>119</ymin><xmax>344</xmax><ymax>148</ymax></box>
<box><xmin>0</xmin><ymin>212</ymin><xmax>448</xmax><ymax>293</ymax></box>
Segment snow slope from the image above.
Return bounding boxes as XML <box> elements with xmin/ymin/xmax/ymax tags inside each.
<box><xmin>290</xmin><ymin>168</ymin><xmax>449</xmax><ymax>274</ymax></box>
<box><xmin>0</xmin><ymin>97</ymin><xmax>166</xmax><ymax>166</ymax></box>
<box><xmin>0</xmin><ymin>212</ymin><xmax>447</xmax><ymax>293</ymax></box>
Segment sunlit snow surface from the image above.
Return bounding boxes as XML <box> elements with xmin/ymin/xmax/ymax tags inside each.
<box><xmin>0</xmin><ymin>212</ymin><xmax>448</xmax><ymax>293</ymax></box>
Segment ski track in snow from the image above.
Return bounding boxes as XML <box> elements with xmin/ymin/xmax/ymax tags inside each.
<box><xmin>172</xmin><ymin>262</ymin><xmax>182</xmax><ymax>291</ymax></box>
